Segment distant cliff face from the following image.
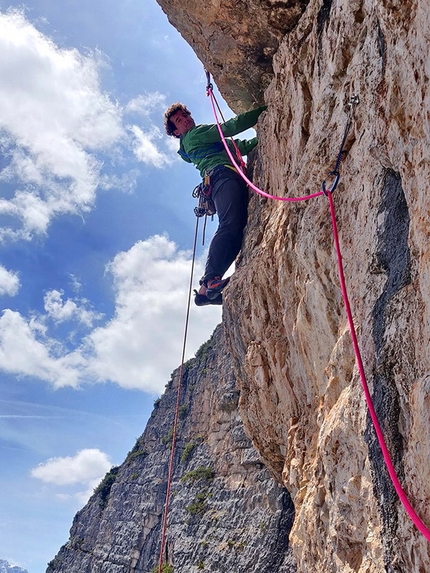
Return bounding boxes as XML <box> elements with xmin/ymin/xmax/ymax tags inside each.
<box><xmin>157</xmin><ymin>0</ymin><xmax>430</xmax><ymax>572</ymax></box>
<box><xmin>47</xmin><ymin>326</ymin><xmax>296</xmax><ymax>572</ymax></box>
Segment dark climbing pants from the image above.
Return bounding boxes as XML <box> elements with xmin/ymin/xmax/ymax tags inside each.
<box><xmin>201</xmin><ymin>167</ymin><xmax>248</xmax><ymax>285</ymax></box>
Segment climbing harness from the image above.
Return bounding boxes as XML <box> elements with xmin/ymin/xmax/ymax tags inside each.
<box><xmin>205</xmin><ymin>71</ymin><xmax>430</xmax><ymax>543</ymax></box>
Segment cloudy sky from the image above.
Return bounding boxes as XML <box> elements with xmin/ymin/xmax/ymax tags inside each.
<box><xmin>0</xmin><ymin>1</ymin><xmax>238</xmax><ymax>570</ymax></box>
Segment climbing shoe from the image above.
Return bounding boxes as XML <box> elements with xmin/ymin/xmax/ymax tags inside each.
<box><xmin>205</xmin><ymin>276</ymin><xmax>230</xmax><ymax>300</ymax></box>
<box><xmin>194</xmin><ymin>290</ymin><xmax>223</xmax><ymax>306</ymax></box>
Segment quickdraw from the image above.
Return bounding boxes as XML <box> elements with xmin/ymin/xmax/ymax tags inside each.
<box><xmin>192</xmin><ymin>179</ymin><xmax>216</xmax><ymax>218</ymax></box>
<box><xmin>192</xmin><ymin>172</ymin><xmax>216</xmax><ymax>245</ymax></box>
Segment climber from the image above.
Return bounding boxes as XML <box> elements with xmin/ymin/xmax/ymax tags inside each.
<box><xmin>164</xmin><ymin>102</ymin><xmax>267</xmax><ymax>306</ymax></box>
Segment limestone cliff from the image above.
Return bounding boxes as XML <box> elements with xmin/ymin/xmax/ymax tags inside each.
<box><xmin>158</xmin><ymin>0</ymin><xmax>430</xmax><ymax>571</ymax></box>
<box><xmin>47</xmin><ymin>326</ymin><xmax>296</xmax><ymax>572</ymax></box>
<box><xmin>155</xmin><ymin>0</ymin><xmax>309</xmax><ymax>110</ymax></box>
<box><xmin>48</xmin><ymin>0</ymin><xmax>430</xmax><ymax>571</ymax></box>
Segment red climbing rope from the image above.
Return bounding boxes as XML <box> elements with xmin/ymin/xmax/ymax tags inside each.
<box><xmin>206</xmin><ymin>72</ymin><xmax>430</xmax><ymax>541</ymax></box>
<box><xmin>157</xmin><ymin>216</ymin><xmax>201</xmax><ymax>572</ymax></box>
<box><xmin>327</xmin><ymin>191</ymin><xmax>430</xmax><ymax>542</ymax></box>
<box><xmin>205</xmin><ymin>73</ymin><xmax>247</xmax><ymax>174</ymax></box>
<box><xmin>206</xmin><ymin>84</ymin><xmax>324</xmax><ymax>202</ymax></box>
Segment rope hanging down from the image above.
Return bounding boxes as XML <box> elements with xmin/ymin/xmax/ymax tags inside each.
<box><xmin>205</xmin><ymin>72</ymin><xmax>247</xmax><ymax>174</ymax></box>
<box><xmin>205</xmin><ymin>71</ymin><xmax>325</xmax><ymax>201</ymax></box>
<box><xmin>157</xmin><ymin>216</ymin><xmax>200</xmax><ymax>573</ymax></box>
<box><xmin>327</xmin><ymin>192</ymin><xmax>430</xmax><ymax>542</ymax></box>
<box><xmin>205</xmin><ymin>72</ymin><xmax>430</xmax><ymax>542</ymax></box>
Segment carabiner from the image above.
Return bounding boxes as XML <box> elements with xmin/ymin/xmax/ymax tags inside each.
<box><xmin>321</xmin><ymin>171</ymin><xmax>340</xmax><ymax>195</ymax></box>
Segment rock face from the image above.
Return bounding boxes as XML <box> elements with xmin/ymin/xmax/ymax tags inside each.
<box><xmin>155</xmin><ymin>0</ymin><xmax>309</xmax><ymax>111</ymax></box>
<box><xmin>158</xmin><ymin>0</ymin><xmax>430</xmax><ymax>571</ymax></box>
<box><xmin>48</xmin><ymin>0</ymin><xmax>430</xmax><ymax>571</ymax></box>
<box><xmin>47</xmin><ymin>327</ymin><xmax>296</xmax><ymax>572</ymax></box>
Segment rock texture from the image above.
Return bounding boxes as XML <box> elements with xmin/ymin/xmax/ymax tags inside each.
<box><xmin>158</xmin><ymin>0</ymin><xmax>430</xmax><ymax>571</ymax></box>
<box><xmin>221</xmin><ymin>1</ymin><xmax>429</xmax><ymax>572</ymax></box>
<box><xmin>47</xmin><ymin>326</ymin><xmax>296</xmax><ymax>572</ymax></box>
<box><xmin>155</xmin><ymin>0</ymin><xmax>309</xmax><ymax>111</ymax></box>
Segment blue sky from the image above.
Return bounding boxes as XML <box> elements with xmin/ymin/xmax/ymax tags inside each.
<box><xmin>0</xmin><ymin>1</ymin><xmax>241</xmax><ymax>570</ymax></box>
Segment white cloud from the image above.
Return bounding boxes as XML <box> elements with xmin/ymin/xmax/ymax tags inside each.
<box><xmin>165</xmin><ymin>135</ymin><xmax>180</xmax><ymax>153</ymax></box>
<box><xmin>0</xmin><ymin>11</ymin><xmax>178</xmax><ymax>240</ymax></box>
<box><xmin>31</xmin><ymin>448</ymin><xmax>112</xmax><ymax>486</ymax></box>
<box><xmin>0</xmin><ymin>236</ymin><xmax>221</xmax><ymax>393</ymax></box>
<box><xmin>83</xmin><ymin>235</ymin><xmax>221</xmax><ymax>392</ymax></box>
<box><xmin>44</xmin><ymin>289</ymin><xmax>103</xmax><ymax>327</ymax></box>
<box><xmin>0</xmin><ymin>10</ymin><xmax>124</xmax><ymax>239</ymax></box>
<box><xmin>68</xmin><ymin>274</ymin><xmax>83</xmax><ymax>294</ymax></box>
<box><xmin>125</xmin><ymin>92</ymin><xmax>166</xmax><ymax>116</ymax></box>
<box><xmin>0</xmin><ymin>309</ymin><xmax>84</xmax><ymax>387</ymax></box>
<box><xmin>99</xmin><ymin>169</ymin><xmax>139</xmax><ymax>194</ymax></box>
<box><xmin>0</xmin><ymin>265</ymin><xmax>20</xmax><ymax>296</ymax></box>
<box><xmin>31</xmin><ymin>448</ymin><xmax>112</xmax><ymax>503</ymax></box>
<box><xmin>129</xmin><ymin>124</ymin><xmax>173</xmax><ymax>168</ymax></box>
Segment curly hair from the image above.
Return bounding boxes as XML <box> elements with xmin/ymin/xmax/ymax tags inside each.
<box><xmin>164</xmin><ymin>102</ymin><xmax>192</xmax><ymax>137</ymax></box>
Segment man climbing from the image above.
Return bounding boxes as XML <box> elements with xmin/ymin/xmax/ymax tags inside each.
<box><xmin>164</xmin><ymin>101</ymin><xmax>266</xmax><ymax>306</ymax></box>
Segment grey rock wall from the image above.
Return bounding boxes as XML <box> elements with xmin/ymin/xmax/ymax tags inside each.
<box><xmin>47</xmin><ymin>326</ymin><xmax>296</xmax><ymax>572</ymax></box>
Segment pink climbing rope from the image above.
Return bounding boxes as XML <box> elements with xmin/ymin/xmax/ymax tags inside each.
<box><xmin>207</xmin><ymin>87</ymin><xmax>324</xmax><ymax>202</ymax></box>
<box><xmin>207</xmin><ymin>80</ymin><xmax>430</xmax><ymax>541</ymax></box>
<box><xmin>327</xmin><ymin>191</ymin><xmax>430</xmax><ymax>541</ymax></box>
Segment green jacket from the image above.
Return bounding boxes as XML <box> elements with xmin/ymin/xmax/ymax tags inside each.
<box><xmin>178</xmin><ymin>105</ymin><xmax>267</xmax><ymax>177</ymax></box>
